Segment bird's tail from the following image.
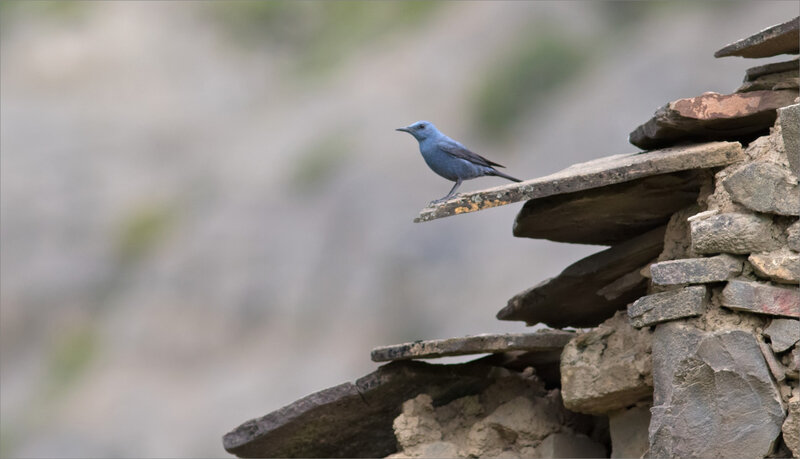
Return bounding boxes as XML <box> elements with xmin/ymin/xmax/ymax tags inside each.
<box><xmin>490</xmin><ymin>169</ymin><xmax>522</xmax><ymax>183</ymax></box>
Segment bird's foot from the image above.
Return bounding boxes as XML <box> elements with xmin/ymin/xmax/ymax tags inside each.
<box><xmin>427</xmin><ymin>194</ymin><xmax>460</xmax><ymax>206</ymax></box>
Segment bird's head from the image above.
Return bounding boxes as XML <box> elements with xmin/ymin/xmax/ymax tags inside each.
<box><xmin>396</xmin><ymin>120</ymin><xmax>437</xmax><ymax>141</ymax></box>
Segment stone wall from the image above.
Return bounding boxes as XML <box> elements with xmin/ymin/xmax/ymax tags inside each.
<box><xmin>223</xmin><ymin>17</ymin><xmax>799</xmax><ymax>459</ymax></box>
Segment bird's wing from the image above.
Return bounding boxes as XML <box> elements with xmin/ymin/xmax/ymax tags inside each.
<box><xmin>437</xmin><ymin>138</ymin><xmax>505</xmax><ymax>168</ymax></box>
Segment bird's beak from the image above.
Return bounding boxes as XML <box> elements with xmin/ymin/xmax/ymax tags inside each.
<box><xmin>396</xmin><ymin>127</ymin><xmax>411</xmax><ymax>133</ymax></box>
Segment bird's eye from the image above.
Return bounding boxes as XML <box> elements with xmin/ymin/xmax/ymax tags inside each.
<box><xmin>416</xmin><ymin>124</ymin><xmax>425</xmax><ymax>130</ymax></box>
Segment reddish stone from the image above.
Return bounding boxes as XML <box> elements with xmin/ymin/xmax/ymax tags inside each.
<box><xmin>629</xmin><ymin>90</ymin><xmax>798</xmax><ymax>150</ymax></box>
<box><xmin>720</xmin><ymin>280</ymin><xmax>800</xmax><ymax>318</ymax></box>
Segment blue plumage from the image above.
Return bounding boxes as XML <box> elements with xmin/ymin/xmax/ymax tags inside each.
<box><xmin>397</xmin><ymin>120</ymin><xmax>521</xmax><ymax>203</ymax></box>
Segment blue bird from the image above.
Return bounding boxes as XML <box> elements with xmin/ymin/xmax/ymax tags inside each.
<box><xmin>397</xmin><ymin>120</ymin><xmax>521</xmax><ymax>203</ymax></box>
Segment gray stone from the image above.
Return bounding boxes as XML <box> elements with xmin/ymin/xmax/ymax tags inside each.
<box><xmin>222</xmin><ymin>360</ymin><xmax>502</xmax><ymax>458</ymax></box>
<box><xmin>629</xmin><ymin>90</ymin><xmax>799</xmax><ymax>150</ymax></box>
<box><xmin>690</xmin><ymin>212</ymin><xmax>780</xmax><ymax>254</ymax></box>
<box><xmin>649</xmin><ymin>254</ymin><xmax>743</xmax><ymax>285</ymax></box>
<box><xmin>745</xmin><ymin>57</ymin><xmax>800</xmax><ymax>81</ymax></box>
<box><xmin>748</xmin><ymin>249</ymin><xmax>800</xmax><ymax>284</ymax></box>
<box><xmin>649</xmin><ymin>324</ymin><xmax>784</xmax><ymax>458</ymax></box>
<box><xmin>561</xmin><ymin>311</ymin><xmax>653</xmax><ymax>415</ymax></box>
<box><xmin>723</xmin><ymin>162</ymin><xmax>800</xmax><ymax>216</ymax></box>
<box><xmin>720</xmin><ymin>279</ymin><xmax>800</xmax><ymax>318</ymax></box>
<box><xmin>370</xmin><ymin>330</ymin><xmax>574</xmax><ymax>363</ymax></box>
<box><xmin>737</xmin><ymin>69</ymin><xmax>799</xmax><ymax>92</ymax></box>
<box><xmin>414</xmin><ymin>141</ymin><xmax>743</xmax><ymax>223</ymax></box>
<box><xmin>609</xmin><ymin>405</ymin><xmax>651</xmax><ymax>459</ymax></box>
<box><xmin>763</xmin><ymin>318</ymin><xmax>800</xmax><ymax>353</ymax></box>
<box><xmin>784</xmin><ymin>398</ymin><xmax>800</xmax><ymax>457</ymax></box>
<box><xmin>714</xmin><ymin>17</ymin><xmax>799</xmax><ymax>58</ymax></box>
<box><xmin>533</xmin><ymin>433</ymin><xmax>607</xmax><ymax>459</ymax></box>
<box><xmin>788</xmin><ymin>220</ymin><xmax>800</xmax><ymax>252</ymax></box>
<box><xmin>757</xmin><ymin>335</ymin><xmax>787</xmax><ymax>382</ymax></box>
<box><xmin>779</xmin><ymin>103</ymin><xmax>800</xmax><ymax>176</ymax></box>
<box><xmin>498</xmin><ymin>226</ymin><xmax>665</xmax><ymax>328</ymax></box>
<box><xmin>513</xmin><ymin>171</ymin><xmax>703</xmax><ymax>245</ymax></box>
<box><xmin>628</xmin><ymin>285</ymin><xmax>708</xmax><ymax>328</ymax></box>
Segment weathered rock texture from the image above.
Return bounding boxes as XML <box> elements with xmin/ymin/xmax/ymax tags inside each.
<box><xmin>779</xmin><ymin>103</ymin><xmax>800</xmax><ymax>176</ymax></box>
<box><xmin>748</xmin><ymin>249</ymin><xmax>800</xmax><ymax>284</ymax></box>
<box><xmin>690</xmin><ymin>212</ymin><xmax>782</xmax><ymax>254</ymax></box>
<box><xmin>629</xmin><ymin>90</ymin><xmax>798</xmax><ymax>150</ymax></box>
<box><xmin>499</xmin><ymin>226</ymin><xmax>665</xmax><ymax>328</ymax></box>
<box><xmin>608</xmin><ymin>405</ymin><xmax>650</xmax><ymax>459</ymax></box>
<box><xmin>649</xmin><ymin>254</ymin><xmax>742</xmax><ymax>285</ymax></box>
<box><xmin>784</xmin><ymin>397</ymin><xmax>800</xmax><ymax>456</ymax></box>
<box><xmin>763</xmin><ymin>318</ymin><xmax>800</xmax><ymax>353</ymax></box>
<box><xmin>720</xmin><ymin>279</ymin><xmax>800</xmax><ymax>318</ymax></box>
<box><xmin>650</xmin><ymin>324</ymin><xmax>785</xmax><ymax>458</ymax></box>
<box><xmin>714</xmin><ymin>16</ymin><xmax>799</xmax><ymax>58</ymax></box>
<box><xmin>561</xmin><ymin>311</ymin><xmax>653</xmax><ymax>415</ymax></box>
<box><xmin>628</xmin><ymin>285</ymin><xmax>709</xmax><ymax>328</ymax></box>
<box><xmin>723</xmin><ymin>161</ymin><xmax>800</xmax><ymax>215</ymax></box>
<box><xmin>415</xmin><ymin>141</ymin><xmax>743</xmax><ymax>222</ymax></box>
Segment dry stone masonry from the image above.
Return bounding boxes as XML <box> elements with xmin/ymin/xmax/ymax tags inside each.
<box><xmin>223</xmin><ymin>17</ymin><xmax>800</xmax><ymax>458</ymax></box>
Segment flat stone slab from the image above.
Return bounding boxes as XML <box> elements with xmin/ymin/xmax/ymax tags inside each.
<box><xmin>513</xmin><ymin>171</ymin><xmax>703</xmax><ymax>245</ymax></box>
<box><xmin>649</xmin><ymin>254</ymin><xmax>743</xmax><ymax>285</ymax></box>
<box><xmin>723</xmin><ymin>162</ymin><xmax>800</xmax><ymax>216</ymax></box>
<box><xmin>745</xmin><ymin>58</ymin><xmax>800</xmax><ymax>81</ymax></box>
<box><xmin>370</xmin><ymin>330</ymin><xmax>574</xmax><ymax>362</ymax></box>
<box><xmin>498</xmin><ymin>226</ymin><xmax>666</xmax><ymax>328</ymax></box>
<box><xmin>720</xmin><ymin>279</ymin><xmax>800</xmax><ymax>318</ymax></box>
<box><xmin>222</xmin><ymin>360</ymin><xmax>501</xmax><ymax>458</ymax></box>
<box><xmin>628</xmin><ymin>285</ymin><xmax>709</xmax><ymax>328</ymax></box>
<box><xmin>414</xmin><ymin>142</ymin><xmax>744</xmax><ymax>223</ymax></box>
<box><xmin>714</xmin><ymin>17</ymin><xmax>799</xmax><ymax>58</ymax></box>
<box><xmin>763</xmin><ymin>318</ymin><xmax>800</xmax><ymax>353</ymax></box>
<box><xmin>629</xmin><ymin>90</ymin><xmax>798</xmax><ymax>150</ymax></box>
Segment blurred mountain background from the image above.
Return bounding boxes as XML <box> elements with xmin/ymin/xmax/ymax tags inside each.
<box><xmin>1</xmin><ymin>1</ymin><xmax>796</xmax><ymax>457</ymax></box>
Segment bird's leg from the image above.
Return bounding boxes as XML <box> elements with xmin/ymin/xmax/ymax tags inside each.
<box><xmin>430</xmin><ymin>179</ymin><xmax>462</xmax><ymax>205</ymax></box>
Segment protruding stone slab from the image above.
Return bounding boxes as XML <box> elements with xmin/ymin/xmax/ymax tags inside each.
<box><xmin>720</xmin><ymin>279</ymin><xmax>800</xmax><ymax>318</ymax></box>
<box><xmin>714</xmin><ymin>17</ymin><xmax>799</xmax><ymax>58</ymax></box>
<box><xmin>222</xmin><ymin>360</ymin><xmax>501</xmax><ymax>458</ymax></box>
<box><xmin>498</xmin><ymin>226</ymin><xmax>665</xmax><ymax>328</ymax></box>
<box><xmin>779</xmin><ymin>103</ymin><xmax>800</xmax><ymax>176</ymax></box>
<box><xmin>414</xmin><ymin>142</ymin><xmax>744</xmax><ymax>223</ymax></box>
<box><xmin>763</xmin><ymin>318</ymin><xmax>800</xmax><ymax>353</ymax></box>
<box><xmin>561</xmin><ymin>311</ymin><xmax>653</xmax><ymax>415</ymax></box>
<box><xmin>745</xmin><ymin>58</ymin><xmax>800</xmax><ymax>81</ymax></box>
<box><xmin>749</xmin><ymin>249</ymin><xmax>800</xmax><ymax>284</ymax></box>
<box><xmin>723</xmin><ymin>162</ymin><xmax>800</xmax><ymax>216</ymax></box>
<box><xmin>513</xmin><ymin>171</ymin><xmax>702</xmax><ymax>245</ymax></box>
<box><xmin>628</xmin><ymin>285</ymin><xmax>708</xmax><ymax>328</ymax></box>
<box><xmin>650</xmin><ymin>325</ymin><xmax>785</xmax><ymax>458</ymax></box>
<box><xmin>690</xmin><ymin>212</ymin><xmax>781</xmax><ymax>254</ymax></box>
<box><xmin>738</xmin><ymin>69</ymin><xmax>798</xmax><ymax>92</ymax></box>
<box><xmin>629</xmin><ymin>90</ymin><xmax>798</xmax><ymax>150</ymax></box>
<box><xmin>649</xmin><ymin>254</ymin><xmax>742</xmax><ymax>285</ymax></box>
<box><xmin>370</xmin><ymin>330</ymin><xmax>574</xmax><ymax>363</ymax></box>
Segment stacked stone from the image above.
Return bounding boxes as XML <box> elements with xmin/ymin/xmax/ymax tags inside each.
<box><xmin>223</xmin><ymin>17</ymin><xmax>799</xmax><ymax>459</ymax></box>
<box><xmin>622</xmin><ymin>18</ymin><xmax>800</xmax><ymax>458</ymax></box>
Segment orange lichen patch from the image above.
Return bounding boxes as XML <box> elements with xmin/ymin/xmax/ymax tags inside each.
<box><xmin>453</xmin><ymin>199</ymin><xmax>510</xmax><ymax>214</ymax></box>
